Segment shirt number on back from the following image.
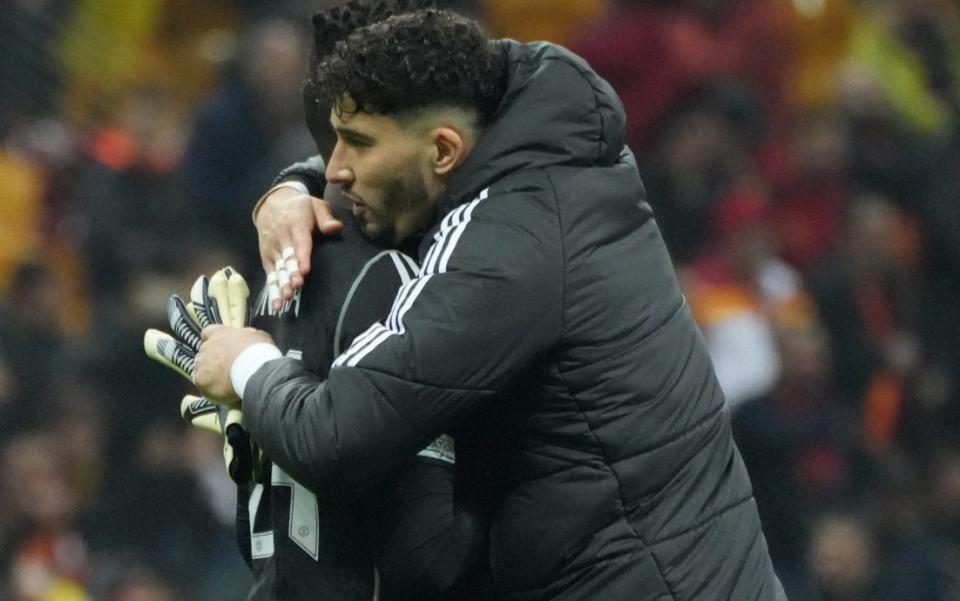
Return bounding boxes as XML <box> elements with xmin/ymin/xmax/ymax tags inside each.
<box><xmin>247</xmin><ymin>348</ymin><xmax>319</xmax><ymax>560</ymax></box>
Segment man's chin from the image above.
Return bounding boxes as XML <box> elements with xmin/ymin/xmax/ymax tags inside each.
<box><xmin>359</xmin><ymin>220</ymin><xmax>397</xmax><ymax>248</ymax></box>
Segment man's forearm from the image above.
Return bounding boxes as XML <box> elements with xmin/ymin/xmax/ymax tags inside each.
<box><xmin>241</xmin><ymin>357</ymin><xmax>438</xmax><ymax>501</ymax></box>
<box><xmin>271</xmin><ymin>155</ymin><xmax>327</xmax><ymax>196</ymax></box>
<box><xmin>252</xmin><ymin>152</ymin><xmax>325</xmax><ymax>225</ymax></box>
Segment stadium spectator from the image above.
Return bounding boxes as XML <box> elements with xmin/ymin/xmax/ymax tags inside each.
<box><xmin>808</xmin><ymin>192</ymin><xmax>922</xmax><ymax>448</ymax></box>
<box><xmin>484</xmin><ymin>0</ymin><xmax>606</xmax><ymax>46</ymax></box>
<box><xmin>733</xmin><ymin>321</ymin><xmax>869</xmax><ymax>573</ymax></box>
<box><xmin>779</xmin><ymin>0</ymin><xmax>861</xmax><ymax>110</ymax></box>
<box><xmin>69</xmin><ymin>87</ymin><xmax>190</xmax><ymax>323</ymax></box>
<box><xmin>573</xmin><ymin>0</ymin><xmax>791</xmax><ymax>152</ymax></box>
<box><xmin>0</xmin><ymin>264</ymin><xmax>68</xmax><ymax>425</ymax></box>
<box><xmin>640</xmin><ymin>84</ymin><xmax>764</xmax><ymax>264</ymax></box>
<box><xmin>767</xmin><ymin>109</ymin><xmax>853</xmax><ymax>272</ymax></box>
<box><xmin>0</xmin><ymin>148</ymin><xmax>45</xmax><ymax>295</ymax></box>
<box><xmin>843</xmin><ymin>0</ymin><xmax>960</xmax><ymax>134</ymax></box>
<box><xmin>107</xmin><ymin>572</ymin><xmax>178</xmax><ymax>601</ymax></box>
<box><xmin>0</xmin><ymin>0</ymin><xmax>68</xmax><ymax>131</ymax></box>
<box><xmin>177</xmin><ymin>17</ymin><xmax>315</xmax><ymax>277</ymax></box>
<box><xmin>862</xmin><ymin>454</ymin><xmax>947</xmax><ymax>600</ymax></box>
<box><xmin>2</xmin><ymin>433</ymin><xmax>91</xmax><ymax>601</ymax></box>
<box><xmin>798</xmin><ymin>513</ymin><xmax>879</xmax><ymax>601</ymax></box>
<box><xmin>686</xmin><ymin>186</ymin><xmax>813</xmax><ymax>410</ymax></box>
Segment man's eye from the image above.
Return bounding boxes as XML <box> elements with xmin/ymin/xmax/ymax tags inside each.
<box><xmin>344</xmin><ymin>137</ymin><xmax>372</xmax><ymax>149</ymax></box>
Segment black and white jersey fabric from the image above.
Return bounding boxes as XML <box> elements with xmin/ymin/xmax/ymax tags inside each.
<box><xmin>244</xmin><ymin>41</ymin><xmax>785</xmax><ymax>601</ymax></box>
<box><xmin>240</xmin><ymin>211</ymin><xmax>481</xmax><ymax>601</ymax></box>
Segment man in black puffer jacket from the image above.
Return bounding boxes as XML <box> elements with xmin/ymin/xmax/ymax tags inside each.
<box><xmin>195</xmin><ymin>2</ymin><xmax>786</xmax><ymax>599</ymax></box>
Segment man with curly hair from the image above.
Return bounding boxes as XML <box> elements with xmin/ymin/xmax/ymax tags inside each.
<box><xmin>195</xmin><ymin>1</ymin><xmax>787</xmax><ymax>599</ymax></box>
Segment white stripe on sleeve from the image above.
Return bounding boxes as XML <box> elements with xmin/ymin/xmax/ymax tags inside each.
<box><xmin>393</xmin><ymin>274</ymin><xmax>433</xmax><ymax>335</ymax></box>
<box><xmin>333</xmin><ymin>322</ymin><xmax>388</xmax><ymax>368</ymax></box>
<box><xmin>388</xmin><ymin>252</ymin><xmax>415</xmax><ymax>284</ymax></box>
<box><xmin>398</xmin><ymin>253</ymin><xmax>420</xmax><ymax>278</ymax></box>
<box><xmin>439</xmin><ymin>198</ymin><xmax>483</xmax><ymax>273</ymax></box>
<box><xmin>343</xmin><ymin>325</ymin><xmax>395</xmax><ymax>367</ymax></box>
<box><xmin>386</xmin><ymin>278</ymin><xmax>419</xmax><ymax>332</ymax></box>
<box><xmin>334</xmin><ymin>188</ymin><xmax>489</xmax><ymax>369</ymax></box>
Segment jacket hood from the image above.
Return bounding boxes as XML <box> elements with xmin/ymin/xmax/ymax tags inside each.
<box><xmin>442</xmin><ymin>40</ymin><xmax>627</xmax><ymax>208</ymax></box>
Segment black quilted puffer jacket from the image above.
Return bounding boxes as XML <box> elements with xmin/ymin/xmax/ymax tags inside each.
<box><xmin>244</xmin><ymin>40</ymin><xmax>787</xmax><ymax>601</ymax></box>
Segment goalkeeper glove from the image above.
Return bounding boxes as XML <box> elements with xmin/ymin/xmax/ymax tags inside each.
<box><xmin>144</xmin><ymin>267</ymin><xmax>250</xmax><ymax>387</ymax></box>
<box><xmin>145</xmin><ymin>266</ymin><xmax>257</xmax><ymax>485</ymax></box>
<box><xmin>189</xmin><ymin>266</ymin><xmax>249</xmax><ymax>329</ymax></box>
<box><xmin>181</xmin><ymin>395</ymin><xmax>255</xmax><ymax>485</ymax></box>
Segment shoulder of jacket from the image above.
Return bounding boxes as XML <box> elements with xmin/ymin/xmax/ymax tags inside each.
<box><xmin>469</xmin><ymin>173</ymin><xmax>562</xmax><ymax>229</ymax></box>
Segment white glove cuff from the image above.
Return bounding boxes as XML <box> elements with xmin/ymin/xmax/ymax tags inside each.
<box><xmin>231</xmin><ymin>343</ymin><xmax>284</xmax><ymax>399</ymax></box>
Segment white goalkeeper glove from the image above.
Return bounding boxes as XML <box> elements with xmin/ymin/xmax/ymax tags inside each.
<box><xmin>144</xmin><ymin>267</ymin><xmax>258</xmax><ymax>485</ymax></box>
<box><xmin>144</xmin><ymin>266</ymin><xmax>249</xmax><ymax>388</ymax></box>
<box><xmin>181</xmin><ymin>395</ymin><xmax>255</xmax><ymax>485</ymax></box>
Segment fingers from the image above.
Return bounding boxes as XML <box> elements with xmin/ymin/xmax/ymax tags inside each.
<box><xmin>190</xmin><ymin>276</ymin><xmax>212</xmax><ymax>327</ymax></box>
<box><xmin>265</xmin><ymin>238</ymin><xmax>299</xmax><ymax>311</ymax></box>
<box><xmin>313</xmin><ymin>197</ymin><xmax>343</xmax><ymax>236</ymax></box>
<box><xmin>207</xmin><ymin>269</ymin><xmax>230</xmax><ymax>325</ymax></box>
<box><xmin>275</xmin><ymin>258</ymin><xmax>290</xmax><ymax>290</ymax></box>
<box><xmin>200</xmin><ymin>324</ymin><xmax>227</xmax><ymax>342</ymax></box>
<box><xmin>290</xmin><ymin>225</ymin><xmax>313</xmax><ymax>284</ymax></box>
<box><xmin>166</xmin><ymin>295</ymin><xmax>201</xmax><ymax>351</ymax></box>
<box><xmin>265</xmin><ymin>271</ymin><xmax>281</xmax><ymax>310</ymax></box>
<box><xmin>254</xmin><ymin>190</ymin><xmax>337</xmax><ymax>310</ymax></box>
<box><xmin>260</xmin><ymin>232</ymin><xmax>296</xmax><ymax>311</ymax></box>
<box><xmin>277</xmin><ymin>264</ymin><xmax>296</xmax><ymax>307</ymax></box>
<box><xmin>144</xmin><ymin>329</ymin><xmax>196</xmax><ymax>383</ymax></box>
<box><xmin>282</xmin><ymin>246</ymin><xmax>299</xmax><ymax>278</ymax></box>
<box><xmin>279</xmin><ymin>247</ymin><xmax>303</xmax><ymax>305</ymax></box>
<box><xmin>194</xmin><ymin>328</ymin><xmax>226</xmax><ymax>399</ymax></box>
<box><xmin>194</xmin><ymin>326</ymin><xmax>266</xmax><ymax>406</ymax></box>
<box><xmin>226</xmin><ymin>271</ymin><xmax>250</xmax><ymax>328</ymax></box>
<box><xmin>271</xmin><ymin>197</ymin><xmax>339</xmax><ymax>308</ymax></box>
<box><xmin>181</xmin><ymin>395</ymin><xmax>224</xmax><ymax>435</ymax></box>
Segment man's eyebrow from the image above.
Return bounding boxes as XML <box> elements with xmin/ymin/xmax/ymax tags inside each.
<box><xmin>331</xmin><ymin>123</ymin><xmax>375</xmax><ymax>144</ymax></box>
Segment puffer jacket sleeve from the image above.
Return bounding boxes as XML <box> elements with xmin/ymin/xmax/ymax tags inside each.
<box><xmin>242</xmin><ymin>185</ymin><xmax>562</xmax><ymax>500</ymax></box>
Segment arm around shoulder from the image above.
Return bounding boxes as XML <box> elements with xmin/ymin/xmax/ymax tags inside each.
<box><xmin>243</xmin><ymin>190</ymin><xmax>563</xmax><ymax>498</ymax></box>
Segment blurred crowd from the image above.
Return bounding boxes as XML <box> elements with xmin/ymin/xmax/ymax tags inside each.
<box><xmin>0</xmin><ymin>0</ymin><xmax>958</xmax><ymax>599</ymax></box>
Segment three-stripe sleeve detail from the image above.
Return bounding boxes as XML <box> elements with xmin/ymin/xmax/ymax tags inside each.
<box><xmin>422</xmin><ymin>188</ymin><xmax>488</xmax><ymax>275</ymax></box>
<box><xmin>387</xmin><ymin>251</ymin><xmax>419</xmax><ymax>284</ymax></box>
<box><xmin>332</xmin><ymin>188</ymin><xmax>489</xmax><ymax>369</ymax></box>
<box><xmin>333</xmin><ymin>322</ymin><xmax>392</xmax><ymax>368</ymax></box>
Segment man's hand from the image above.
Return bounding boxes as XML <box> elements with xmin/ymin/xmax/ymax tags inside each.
<box><xmin>195</xmin><ymin>325</ymin><xmax>276</xmax><ymax>404</ymax></box>
<box><xmin>255</xmin><ymin>186</ymin><xmax>344</xmax><ymax>310</ymax></box>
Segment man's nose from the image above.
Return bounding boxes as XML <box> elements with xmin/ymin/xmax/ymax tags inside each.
<box><xmin>326</xmin><ymin>143</ymin><xmax>353</xmax><ymax>185</ymax></box>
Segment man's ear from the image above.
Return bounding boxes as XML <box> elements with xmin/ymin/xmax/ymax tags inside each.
<box><xmin>432</xmin><ymin>126</ymin><xmax>468</xmax><ymax>176</ymax></box>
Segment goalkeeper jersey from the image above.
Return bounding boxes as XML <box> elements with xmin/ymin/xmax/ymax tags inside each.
<box><xmin>240</xmin><ymin>207</ymin><xmax>485</xmax><ymax>601</ymax></box>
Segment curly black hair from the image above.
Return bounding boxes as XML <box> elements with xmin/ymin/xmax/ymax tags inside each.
<box><xmin>303</xmin><ymin>0</ymin><xmax>506</xmax><ymax>128</ymax></box>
